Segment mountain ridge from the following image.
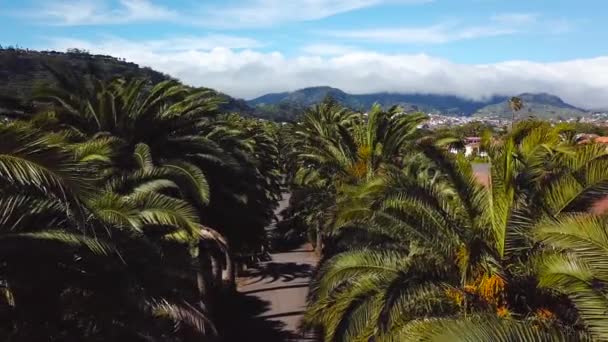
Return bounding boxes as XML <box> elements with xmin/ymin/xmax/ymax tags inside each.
<box><xmin>473</xmin><ymin>93</ymin><xmax>588</xmax><ymax>119</ymax></box>
<box><xmin>249</xmin><ymin>86</ymin><xmax>589</xmax><ymax>121</ymax></box>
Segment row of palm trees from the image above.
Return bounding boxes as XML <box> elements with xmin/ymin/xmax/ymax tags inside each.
<box><xmin>283</xmin><ymin>99</ymin><xmax>608</xmax><ymax>341</ymax></box>
<box><xmin>0</xmin><ymin>75</ymin><xmax>282</xmax><ymax>341</ymax></box>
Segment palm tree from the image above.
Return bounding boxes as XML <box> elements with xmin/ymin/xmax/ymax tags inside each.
<box><xmin>535</xmin><ymin>214</ymin><xmax>608</xmax><ymax>340</ymax></box>
<box><xmin>0</xmin><ymin>122</ymin><xmax>218</xmax><ymax>340</ymax></box>
<box><xmin>284</xmin><ymin>100</ymin><xmax>427</xmax><ymax>255</ymax></box>
<box><xmin>381</xmin><ymin>316</ymin><xmax>581</xmax><ymax>341</ymax></box>
<box><xmin>1</xmin><ymin>73</ymin><xmax>282</xmax><ymax>340</ymax></box>
<box><xmin>36</xmin><ymin>75</ymin><xmax>282</xmax><ymax>290</ymax></box>
<box><xmin>509</xmin><ymin>96</ymin><xmax>524</xmax><ymax>129</ymax></box>
<box><xmin>303</xmin><ymin>122</ymin><xmax>608</xmax><ymax>341</ymax></box>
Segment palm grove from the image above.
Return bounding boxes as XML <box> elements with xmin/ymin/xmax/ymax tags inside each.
<box><xmin>281</xmin><ymin>100</ymin><xmax>608</xmax><ymax>341</ymax></box>
<box><xmin>0</xmin><ymin>72</ymin><xmax>282</xmax><ymax>341</ymax></box>
<box><xmin>4</xmin><ymin>67</ymin><xmax>608</xmax><ymax>342</ymax></box>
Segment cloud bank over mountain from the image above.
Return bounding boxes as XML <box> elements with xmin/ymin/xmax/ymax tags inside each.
<box><xmin>11</xmin><ymin>0</ymin><xmax>606</xmax><ymax>109</ymax></box>
<box><xmin>46</xmin><ymin>37</ymin><xmax>608</xmax><ymax>109</ymax></box>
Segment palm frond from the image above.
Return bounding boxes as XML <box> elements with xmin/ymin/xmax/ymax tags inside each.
<box><xmin>151</xmin><ymin>299</ymin><xmax>217</xmax><ymax>337</ymax></box>
<box><xmin>383</xmin><ymin>316</ymin><xmax>579</xmax><ymax>342</ymax></box>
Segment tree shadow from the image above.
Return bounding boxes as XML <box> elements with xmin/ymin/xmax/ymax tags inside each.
<box><xmin>242</xmin><ymin>283</ymin><xmax>309</xmax><ymax>295</ymax></box>
<box><xmin>216</xmin><ymin>291</ymin><xmax>301</xmax><ymax>342</ymax></box>
<box><xmin>240</xmin><ymin>262</ymin><xmax>314</xmax><ymax>285</ymax></box>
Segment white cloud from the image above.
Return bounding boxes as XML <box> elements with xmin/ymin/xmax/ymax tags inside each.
<box><xmin>490</xmin><ymin>12</ymin><xmax>574</xmax><ymax>34</ymax></box>
<box><xmin>48</xmin><ymin>35</ymin><xmax>262</xmax><ymax>52</ymax></box>
<box><xmin>23</xmin><ymin>0</ymin><xmax>430</xmax><ymax>27</ymax></box>
<box><xmin>195</xmin><ymin>0</ymin><xmax>432</xmax><ymax>28</ymax></box>
<box><xmin>300</xmin><ymin>43</ymin><xmax>363</xmax><ymax>56</ymax></box>
<box><xmin>324</xmin><ymin>23</ymin><xmax>517</xmax><ymax>44</ymax></box>
<box><xmin>44</xmin><ymin>38</ymin><xmax>608</xmax><ymax>109</ymax></box>
<box><xmin>28</xmin><ymin>0</ymin><xmax>177</xmax><ymax>25</ymax></box>
<box><xmin>321</xmin><ymin>13</ymin><xmax>569</xmax><ymax>44</ymax></box>
<box><xmin>491</xmin><ymin>13</ymin><xmax>539</xmax><ymax>26</ymax></box>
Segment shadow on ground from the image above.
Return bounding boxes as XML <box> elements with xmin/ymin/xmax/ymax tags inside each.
<box><xmin>216</xmin><ymin>291</ymin><xmax>302</xmax><ymax>342</ymax></box>
<box><xmin>240</xmin><ymin>261</ymin><xmax>314</xmax><ymax>285</ymax></box>
<box><xmin>216</xmin><ymin>259</ymin><xmax>317</xmax><ymax>341</ymax></box>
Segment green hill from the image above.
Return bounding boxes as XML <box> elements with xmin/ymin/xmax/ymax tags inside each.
<box><xmin>473</xmin><ymin>93</ymin><xmax>588</xmax><ymax>119</ymax></box>
<box><xmin>0</xmin><ymin>48</ymin><xmax>167</xmax><ymax>102</ymax></box>
<box><xmin>0</xmin><ymin>48</ymin><xmax>253</xmax><ymax>115</ymax></box>
<box><xmin>250</xmin><ymin>86</ymin><xmax>589</xmax><ymax>121</ymax></box>
<box><xmin>248</xmin><ymin>86</ymin><xmax>506</xmax><ymax>119</ymax></box>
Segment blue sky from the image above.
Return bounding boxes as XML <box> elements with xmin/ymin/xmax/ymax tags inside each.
<box><xmin>2</xmin><ymin>0</ymin><xmax>608</xmax><ymax>108</ymax></box>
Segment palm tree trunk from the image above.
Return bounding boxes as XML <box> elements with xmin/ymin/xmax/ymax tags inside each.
<box><xmin>315</xmin><ymin>225</ymin><xmax>323</xmax><ymax>257</ymax></box>
<box><xmin>511</xmin><ymin>109</ymin><xmax>515</xmax><ymax>131</ymax></box>
<box><xmin>210</xmin><ymin>251</ymin><xmax>222</xmax><ymax>290</ymax></box>
<box><xmin>221</xmin><ymin>248</ymin><xmax>236</xmax><ymax>291</ymax></box>
<box><xmin>196</xmin><ymin>249</ymin><xmax>212</xmax><ymax>307</ymax></box>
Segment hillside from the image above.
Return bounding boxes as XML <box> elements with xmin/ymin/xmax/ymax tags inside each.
<box><xmin>250</xmin><ymin>86</ymin><xmax>589</xmax><ymax>120</ymax></box>
<box><xmin>250</xmin><ymin>86</ymin><xmax>429</xmax><ymax>117</ymax></box>
<box><xmin>0</xmin><ymin>48</ymin><xmax>167</xmax><ymax>101</ymax></box>
<box><xmin>474</xmin><ymin>93</ymin><xmax>588</xmax><ymax>119</ymax></box>
<box><xmin>0</xmin><ymin>48</ymin><xmax>253</xmax><ymax>115</ymax></box>
<box><xmin>248</xmin><ymin>86</ymin><xmax>506</xmax><ymax>119</ymax></box>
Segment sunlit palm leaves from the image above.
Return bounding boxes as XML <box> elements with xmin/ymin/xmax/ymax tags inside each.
<box><xmin>284</xmin><ymin>100</ymin><xmax>428</xmax><ymax>253</ymax></box>
<box><xmin>0</xmin><ymin>74</ymin><xmax>283</xmax><ymax>340</ymax></box>
<box><xmin>302</xmin><ymin>120</ymin><xmax>608</xmax><ymax>341</ymax></box>
<box><xmin>535</xmin><ymin>214</ymin><xmax>608</xmax><ymax>341</ymax></box>
<box><xmin>381</xmin><ymin>315</ymin><xmax>581</xmax><ymax>342</ymax></box>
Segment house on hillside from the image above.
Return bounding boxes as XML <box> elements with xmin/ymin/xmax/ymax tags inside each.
<box><xmin>449</xmin><ymin>137</ymin><xmax>488</xmax><ymax>158</ymax></box>
<box><xmin>464</xmin><ymin>137</ymin><xmax>482</xmax><ymax>144</ymax></box>
<box><xmin>464</xmin><ymin>137</ymin><xmax>487</xmax><ymax>157</ymax></box>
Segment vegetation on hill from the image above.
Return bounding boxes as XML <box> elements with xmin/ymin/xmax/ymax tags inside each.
<box><xmin>0</xmin><ymin>48</ymin><xmax>167</xmax><ymax>103</ymax></box>
<box><xmin>250</xmin><ymin>86</ymin><xmax>478</xmax><ymax>120</ymax></box>
<box><xmin>238</xmin><ymin>89</ymin><xmax>593</xmax><ymax>122</ymax></box>
<box><xmin>249</xmin><ymin>86</ymin><xmax>589</xmax><ymax>120</ymax></box>
<box><xmin>252</xmin><ymin>101</ymin><xmax>308</xmax><ymax>122</ymax></box>
<box><xmin>474</xmin><ymin>93</ymin><xmax>588</xmax><ymax>119</ymax></box>
<box><xmin>0</xmin><ymin>48</ymin><xmax>254</xmax><ymax>116</ymax></box>
<box><xmin>279</xmin><ymin>100</ymin><xmax>608</xmax><ymax>341</ymax></box>
<box><xmin>432</xmin><ymin>121</ymin><xmax>503</xmax><ymax>140</ymax></box>
<box><xmin>249</xmin><ymin>86</ymin><xmax>490</xmax><ymax>114</ymax></box>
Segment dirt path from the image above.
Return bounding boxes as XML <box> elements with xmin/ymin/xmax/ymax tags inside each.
<box><xmin>219</xmin><ymin>193</ymin><xmax>318</xmax><ymax>341</ymax></box>
<box><xmin>237</xmin><ymin>245</ymin><xmax>317</xmax><ymax>341</ymax></box>
<box><xmin>219</xmin><ymin>246</ymin><xmax>317</xmax><ymax>342</ymax></box>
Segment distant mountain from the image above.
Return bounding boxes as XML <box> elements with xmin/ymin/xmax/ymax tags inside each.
<box><xmin>0</xmin><ymin>48</ymin><xmax>254</xmax><ymax>116</ymax></box>
<box><xmin>474</xmin><ymin>93</ymin><xmax>588</xmax><ymax>119</ymax></box>
<box><xmin>248</xmin><ymin>86</ymin><xmax>500</xmax><ymax>120</ymax></box>
<box><xmin>249</xmin><ymin>86</ymin><xmax>589</xmax><ymax>120</ymax></box>
<box><xmin>249</xmin><ymin>86</ymin><xmax>501</xmax><ymax>115</ymax></box>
